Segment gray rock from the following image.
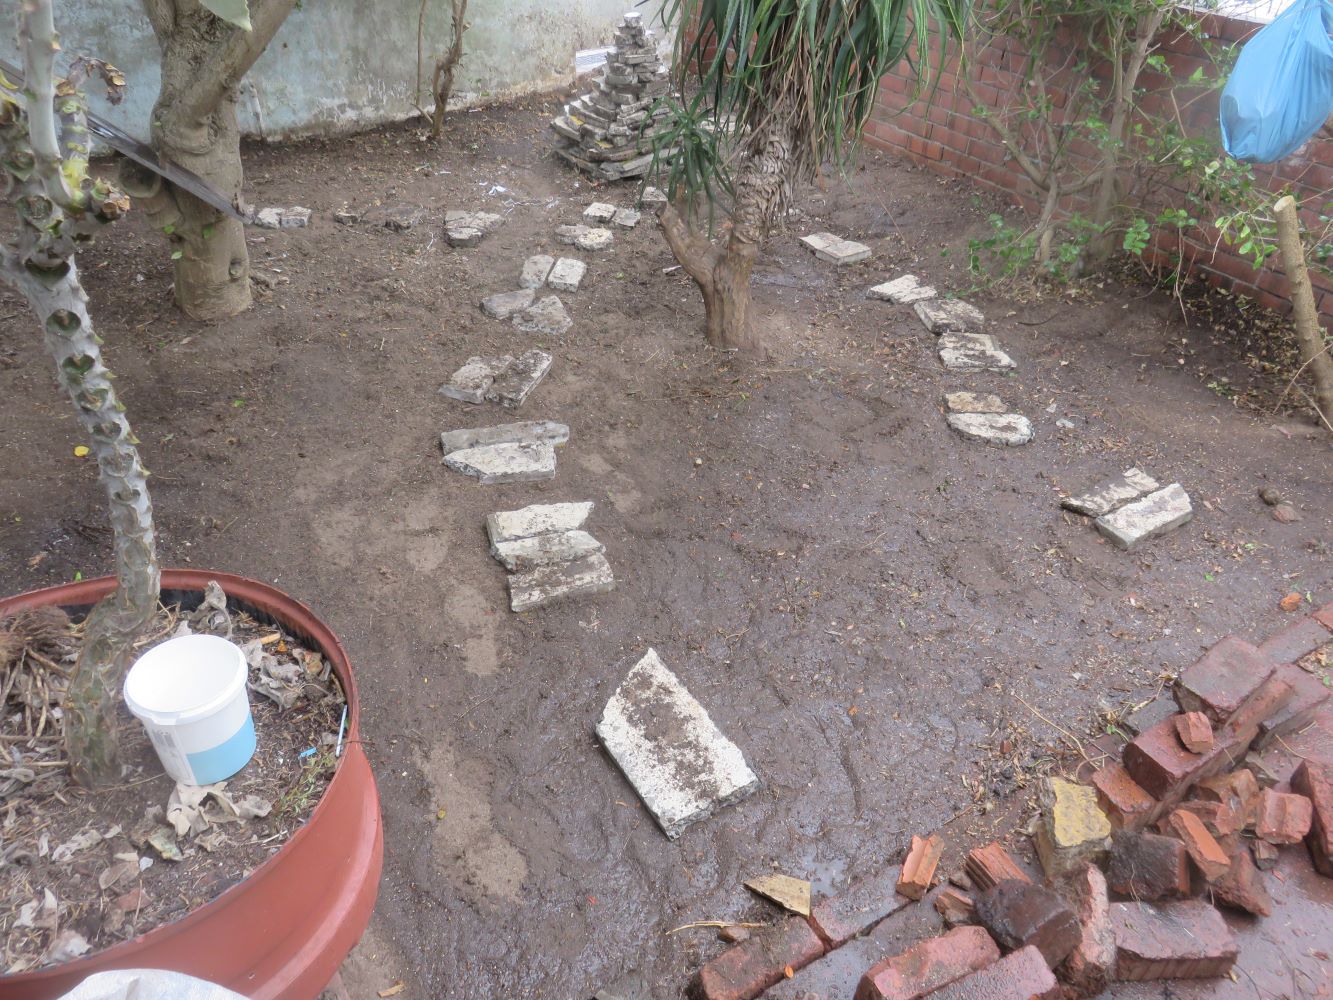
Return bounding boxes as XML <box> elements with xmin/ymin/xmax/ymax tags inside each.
<box><xmin>1062</xmin><ymin>468</ymin><xmax>1161</xmax><ymax>518</ymax></box>
<box><xmin>584</xmin><ymin>202</ymin><xmax>618</xmax><ymax>224</ymax></box>
<box><xmin>486</xmin><ymin>501</ymin><xmax>594</xmax><ymax>545</ymax></box>
<box><xmin>946</xmin><ymin>412</ymin><xmax>1034</xmax><ymax>447</ymax></box>
<box><xmin>367</xmin><ymin>204</ymin><xmax>424</xmax><ymax>232</ymax></box>
<box><xmin>490</xmin><ymin>529</ymin><xmax>605</xmax><ymax>572</ymax></box>
<box><xmin>254</xmin><ymin>207</ymin><xmax>283</xmax><ymax>229</ymax></box>
<box><xmin>440</xmin><ymin>420</ymin><xmax>569</xmax><ymax>455</ymax></box>
<box><xmin>576</xmin><ymin>227</ymin><xmax>614</xmax><ymax>251</ymax></box>
<box><xmin>800</xmin><ymin>232</ymin><xmax>871</xmax><ymax>265</ymax></box>
<box><xmin>547</xmin><ymin>257</ymin><xmax>586</xmax><ymax>293</ymax></box>
<box><xmin>520</xmin><ymin>254</ymin><xmax>555</xmax><ymax>289</ymax></box>
<box><xmin>868</xmin><ymin>274</ymin><xmax>937</xmax><ymax>304</ymax></box>
<box><xmin>938</xmin><ymin>332</ymin><xmax>1015</xmax><ymax>372</ymax></box>
<box><xmin>279</xmin><ymin>206</ymin><xmax>311</xmax><ymax>228</ymax></box>
<box><xmin>555</xmin><ymin>224</ymin><xmax>588</xmax><ymax>245</ymax></box>
<box><xmin>513</xmin><ymin>295</ymin><xmax>572</xmax><ymax>336</ymax></box>
<box><xmin>443</xmin><ymin>442</ymin><xmax>557</xmax><ymax>484</ymax></box>
<box><xmin>639</xmin><ymin>186</ymin><xmax>667</xmax><ymax>207</ymax></box>
<box><xmin>333</xmin><ymin>208</ymin><xmax>359</xmax><ymax>225</ymax></box>
<box><xmin>596</xmin><ymin>648</ymin><xmax>759</xmax><ymax>839</ymax></box>
<box><xmin>1094</xmin><ymin>483</ymin><xmax>1193</xmax><ymax>551</ymax></box>
<box><xmin>444</xmin><ymin>211</ymin><xmax>502</xmax><ymax>247</ymax></box>
<box><xmin>915</xmin><ymin>298</ymin><xmax>985</xmax><ymax>334</ymax></box>
<box><xmin>444</xmin><ymin>226</ymin><xmax>484</xmax><ymax>247</ymax></box>
<box><xmin>484</xmin><ymin>349</ymin><xmax>552</xmax><ymax>409</ymax></box>
<box><xmin>480</xmin><ymin>287</ymin><xmax>536</xmax><ymax>320</ymax></box>
<box><xmin>944</xmin><ymin>391</ymin><xmax>1007</xmax><ymax>414</ymax></box>
<box><xmin>509</xmin><ymin>552</ymin><xmax>615</xmax><ymax>611</ymax></box>
<box><xmin>439</xmin><ymin>355</ymin><xmax>512</xmax><ymax>404</ymax></box>
<box><xmin>612</xmin><ymin>207</ymin><xmax>641</xmax><ymax>228</ymax></box>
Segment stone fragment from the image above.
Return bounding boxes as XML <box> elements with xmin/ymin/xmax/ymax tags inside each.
<box><xmin>868</xmin><ymin>274</ymin><xmax>937</xmax><ymax>304</ymax></box>
<box><xmin>555</xmin><ymin>223</ymin><xmax>587</xmax><ymax>244</ymax></box>
<box><xmin>1055</xmin><ymin>865</ymin><xmax>1114</xmax><ymax>999</ymax></box>
<box><xmin>1033</xmin><ymin>777</ymin><xmax>1111</xmax><ymax>878</ymax></box>
<box><xmin>744</xmin><ymin>874</ymin><xmax>811</xmax><ymax>916</ymax></box>
<box><xmin>597</xmin><ymin>649</ymin><xmax>758</xmax><ymax>840</ymax></box>
<box><xmin>1110</xmin><ymin>900</ymin><xmax>1238</xmax><ymax>980</ymax></box>
<box><xmin>1093</xmin><ymin>484</ymin><xmax>1192</xmax><ymax>551</ymax></box>
<box><xmin>934</xmin><ymin>887</ymin><xmax>976</xmax><ymax>927</ymax></box>
<box><xmin>480</xmin><ymin>287</ymin><xmax>536</xmax><ymax>320</ymax></box>
<box><xmin>279</xmin><ymin>206</ymin><xmax>310</xmax><ymax>228</ymax></box>
<box><xmin>445</xmin><ymin>210</ymin><xmax>501</xmax><ymax>246</ymax></box>
<box><xmin>485</xmin><ymin>349</ymin><xmax>553</xmax><ymax>409</ymax></box>
<box><xmin>896</xmin><ymin>833</ymin><xmax>945</xmax><ymax>900</ymax></box>
<box><xmin>917</xmin><ymin>946</ymin><xmax>1060</xmax><ymax>1000</ymax></box>
<box><xmin>965</xmin><ymin>843</ymin><xmax>1031</xmax><ymax>891</ymax></box>
<box><xmin>688</xmin><ymin>916</ymin><xmax>825</xmax><ymax>1000</ymax></box>
<box><xmin>944</xmin><ymin>391</ymin><xmax>1006</xmax><ymax>414</ymax></box>
<box><xmin>807</xmin><ymin>865</ymin><xmax>906</xmax><ymax>947</ymax></box>
<box><xmin>1255</xmin><ymin>788</ymin><xmax>1313</xmax><ymax>844</ymax></box>
<box><xmin>510</xmin><ymin>552</ymin><xmax>614</xmax><ymax>612</ymax></box>
<box><xmin>1091</xmin><ymin>762</ymin><xmax>1157</xmax><ymax>831</ymax></box>
<box><xmin>1211</xmin><ymin>840</ymin><xmax>1272</xmax><ymax>916</ymax></box>
<box><xmin>1291</xmin><ymin>760</ymin><xmax>1333</xmax><ymax>875</ymax></box>
<box><xmin>333</xmin><ymin>208</ymin><xmax>359</xmax><ymax>224</ymax></box>
<box><xmin>490</xmin><ymin>529</ymin><xmax>604</xmax><ymax>572</ymax></box>
<box><xmin>640</xmin><ymin>186</ymin><xmax>668</xmax><ymax>207</ymax></box>
<box><xmin>443</xmin><ymin>441</ymin><xmax>557</xmax><ymax>484</ymax></box>
<box><xmin>439</xmin><ymin>355</ymin><xmax>511</xmax><ymax>404</ymax></box>
<box><xmin>612</xmin><ymin>207</ymin><xmax>641</xmax><ymax>228</ymax></box>
<box><xmin>444</xmin><ymin>225</ymin><xmax>484</xmax><ymax>247</ymax></box>
<box><xmin>914</xmin><ymin>298</ymin><xmax>985</xmax><ymax>334</ymax></box>
<box><xmin>254</xmin><ymin>206</ymin><xmax>283</xmax><ymax>228</ymax></box>
<box><xmin>1256</xmin><ymin>661</ymin><xmax>1332</xmax><ymax>747</ymax></box>
<box><xmin>1251</xmin><ymin>838</ymin><xmax>1280</xmax><ymax>870</ymax></box>
<box><xmin>1175</xmin><ymin>712</ymin><xmax>1214</xmax><ymax>754</ymax></box>
<box><xmin>1061</xmin><ymin>468</ymin><xmax>1161</xmax><ymax>518</ymax></box>
<box><xmin>855</xmin><ymin>925</ymin><xmax>1000</xmax><ymax>1000</ymax></box>
<box><xmin>486</xmin><ymin>501</ymin><xmax>593</xmax><ymax>544</ymax></box>
<box><xmin>584</xmin><ymin>202</ymin><xmax>617</xmax><ymax>223</ymax></box>
<box><xmin>1106</xmin><ymin>831</ymin><xmax>1190</xmax><ymax>900</ymax></box>
<box><xmin>440</xmin><ymin>420</ymin><xmax>569</xmax><ymax>455</ymax></box>
<box><xmin>1176</xmin><ymin>636</ymin><xmax>1276</xmax><ymax>724</ymax></box>
<box><xmin>800</xmin><ymin>232</ymin><xmax>872</xmax><ymax>265</ymax></box>
<box><xmin>1123</xmin><ymin>696</ymin><xmax>1178</xmax><ymax>737</ymax></box>
<box><xmin>520</xmin><ymin>254</ymin><xmax>555</xmax><ymax>289</ymax></box>
<box><xmin>947</xmin><ymin>412</ymin><xmax>1033</xmax><ymax>447</ymax></box>
<box><xmin>513</xmin><ymin>295</ymin><xmax>573</xmax><ymax>336</ymax></box>
<box><xmin>577</xmin><ymin>227</ymin><xmax>614</xmax><ymax>251</ymax></box>
<box><xmin>1167</xmin><ymin>809</ymin><xmax>1231</xmax><ymax>881</ymax></box>
<box><xmin>547</xmin><ymin>257</ymin><xmax>587</xmax><ymax>293</ymax></box>
<box><xmin>366</xmin><ymin>204</ymin><xmax>424</xmax><ymax>232</ymax></box>
<box><xmin>938</xmin><ymin>332</ymin><xmax>1016</xmax><ymax>372</ymax></box>
<box><xmin>974</xmin><ymin>880</ymin><xmax>1081</xmax><ymax>967</ymax></box>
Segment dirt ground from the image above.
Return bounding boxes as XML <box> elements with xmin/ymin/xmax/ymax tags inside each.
<box><xmin>1</xmin><ymin>93</ymin><xmax>1331</xmax><ymax>999</ymax></box>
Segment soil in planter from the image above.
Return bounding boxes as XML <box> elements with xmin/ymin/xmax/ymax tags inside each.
<box><xmin>0</xmin><ymin>586</ymin><xmax>346</xmax><ymax>975</ymax></box>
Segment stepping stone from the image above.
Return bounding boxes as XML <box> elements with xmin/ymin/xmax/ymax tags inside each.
<box><xmin>439</xmin><ymin>355</ymin><xmax>513</xmax><ymax>404</ymax></box>
<box><xmin>491</xmin><ymin>529</ymin><xmax>604</xmax><ymax>572</ymax></box>
<box><xmin>547</xmin><ymin>257</ymin><xmax>587</xmax><ymax>293</ymax></box>
<box><xmin>440</xmin><ymin>420</ymin><xmax>569</xmax><ymax>455</ymax></box>
<box><xmin>584</xmin><ymin>202</ymin><xmax>617</xmax><ymax>224</ymax></box>
<box><xmin>363</xmin><ymin>204</ymin><xmax>424</xmax><ymax>232</ymax></box>
<box><xmin>945</xmin><ymin>391</ymin><xmax>1007</xmax><ymax>414</ymax></box>
<box><xmin>915</xmin><ymin>299</ymin><xmax>985</xmax><ymax>334</ymax></box>
<box><xmin>938</xmin><ymin>332</ymin><xmax>1016</xmax><ymax>372</ymax></box>
<box><xmin>556</xmin><ymin>224</ymin><xmax>614</xmax><ymax>251</ymax></box>
<box><xmin>596</xmin><ymin>648</ymin><xmax>759</xmax><ymax>839</ymax></box>
<box><xmin>800</xmin><ymin>232</ymin><xmax>871</xmax><ymax>265</ymax></box>
<box><xmin>947</xmin><ymin>412</ymin><xmax>1034</xmax><ymax>447</ymax></box>
<box><xmin>443</xmin><ymin>442</ymin><xmax>557</xmax><ymax>484</ymax></box>
<box><xmin>510</xmin><ymin>552</ymin><xmax>615</xmax><ymax>611</ymax></box>
<box><xmin>480</xmin><ymin>287</ymin><xmax>536</xmax><ymax>320</ymax></box>
<box><xmin>1062</xmin><ymin>468</ymin><xmax>1161</xmax><ymax>518</ymax></box>
<box><xmin>640</xmin><ymin>186</ymin><xmax>667</xmax><ymax>207</ymax></box>
<box><xmin>257</xmin><ymin>206</ymin><xmax>311</xmax><ymax>229</ymax></box>
<box><xmin>869</xmin><ymin>274</ymin><xmax>937</xmax><ymax>304</ymax></box>
<box><xmin>487</xmin><ymin>501</ymin><xmax>594</xmax><ymax>544</ymax></box>
<box><xmin>612</xmin><ymin>208</ymin><xmax>641</xmax><ymax>228</ymax></box>
<box><xmin>444</xmin><ymin>210</ymin><xmax>503</xmax><ymax>247</ymax></box>
<box><xmin>520</xmin><ymin>254</ymin><xmax>555</xmax><ymax>289</ymax></box>
<box><xmin>1094</xmin><ymin>484</ymin><xmax>1193</xmax><ymax>551</ymax></box>
<box><xmin>513</xmin><ymin>295</ymin><xmax>572</xmax><ymax>336</ymax></box>
<box><xmin>484</xmin><ymin>349</ymin><xmax>553</xmax><ymax>409</ymax></box>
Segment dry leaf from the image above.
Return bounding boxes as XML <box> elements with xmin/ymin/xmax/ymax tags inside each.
<box><xmin>1279</xmin><ymin>592</ymin><xmax>1302</xmax><ymax>613</ymax></box>
<box><xmin>378</xmin><ymin>983</ymin><xmax>406</xmax><ymax>998</ymax></box>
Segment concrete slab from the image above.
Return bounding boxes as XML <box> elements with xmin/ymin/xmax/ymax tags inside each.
<box><xmin>480</xmin><ymin>288</ymin><xmax>536</xmax><ymax>320</ymax></box>
<box><xmin>947</xmin><ymin>412</ymin><xmax>1034</xmax><ymax>447</ymax></box>
<box><xmin>439</xmin><ymin>420</ymin><xmax>569</xmax><ymax>455</ymax></box>
<box><xmin>944</xmin><ymin>391</ymin><xmax>1007</xmax><ymax>414</ymax></box>
<box><xmin>938</xmin><ymin>332</ymin><xmax>1016</xmax><ymax>372</ymax></box>
<box><xmin>439</xmin><ymin>355</ymin><xmax>512</xmax><ymax>404</ymax></box>
<box><xmin>520</xmin><ymin>254</ymin><xmax>555</xmax><ymax>289</ymax></box>
<box><xmin>491</xmin><ymin>529</ymin><xmax>605</xmax><ymax>572</ymax></box>
<box><xmin>915</xmin><ymin>299</ymin><xmax>985</xmax><ymax>334</ymax></box>
<box><xmin>1095</xmin><ymin>484</ymin><xmax>1193</xmax><ymax>551</ymax></box>
<box><xmin>486</xmin><ymin>501</ymin><xmax>594</xmax><ymax>545</ymax></box>
<box><xmin>510</xmin><ymin>551</ymin><xmax>615</xmax><ymax>611</ymax></box>
<box><xmin>800</xmin><ymin>232</ymin><xmax>871</xmax><ymax>265</ymax></box>
<box><xmin>596</xmin><ymin>648</ymin><xmax>759</xmax><ymax>839</ymax></box>
<box><xmin>584</xmin><ymin>202</ymin><xmax>617</xmax><ymax>224</ymax></box>
<box><xmin>612</xmin><ymin>208</ymin><xmax>641</xmax><ymax>228</ymax></box>
<box><xmin>868</xmin><ymin>274</ymin><xmax>937</xmax><ymax>304</ymax></box>
<box><xmin>484</xmin><ymin>349</ymin><xmax>552</xmax><ymax>409</ymax></box>
<box><xmin>576</xmin><ymin>227</ymin><xmax>614</xmax><ymax>251</ymax></box>
<box><xmin>547</xmin><ymin>257</ymin><xmax>587</xmax><ymax>293</ymax></box>
<box><xmin>1062</xmin><ymin>468</ymin><xmax>1161</xmax><ymax>518</ymax></box>
<box><xmin>443</xmin><ymin>441</ymin><xmax>557</xmax><ymax>484</ymax></box>
<box><xmin>513</xmin><ymin>295</ymin><xmax>573</xmax><ymax>336</ymax></box>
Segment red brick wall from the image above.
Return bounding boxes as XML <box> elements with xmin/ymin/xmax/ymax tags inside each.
<box><xmin>865</xmin><ymin>14</ymin><xmax>1333</xmax><ymax>319</ymax></box>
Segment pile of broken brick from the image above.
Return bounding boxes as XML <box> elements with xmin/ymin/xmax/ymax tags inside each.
<box><xmin>685</xmin><ymin>604</ymin><xmax>1333</xmax><ymax>1000</ymax></box>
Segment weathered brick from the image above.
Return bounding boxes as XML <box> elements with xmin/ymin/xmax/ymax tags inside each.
<box><xmin>965</xmin><ymin>843</ymin><xmax>1031</xmax><ymax>891</ymax></box>
<box><xmin>808</xmin><ymin>865</ymin><xmax>906</xmax><ymax>948</ymax></box>
<box><xmin>1106</xmin><ymin>831</ymin><xmax>1190</xmax><ymax>900</ymax></box>
<box><xmin>917</xmin><ymin>945</ymin><xmax>1059</xmax><ymax>1000</ymax></box>
<box><xmin>1256</xmin><ymin>615</ymin><xmax>1332</xmax><ymax>665</ymax></box>
<box><xmin>1123</xmin><ymin>717</ymin><xmax>1216</xmax><ymax>800</ymax></box>
<box><xmin>1216</xmin><ymin>674</ymin><xmax>1295</xmax><ymax>752</ymax></box>
<box><xmin>1251</xmin><ymin>838</ymin><xmax>1280</xmax><ymax>870</ymax></box>
<box><xmin>1175</xmin><ymin>712</ymin><xmax>1214</xmax><ymax>754</ymax></box>
<box><xmin>1175</xmin><ymin>637</ymin><xmax>1275</xmax><ymax>723</ymax></box>
<box><xmin>1110</xmin><ymin>900</ymin><xmax>1238</xmax><ymax>980</ymax></box>
<box><xmin>1090</xmin><ymin>763</ymin><xmax>1156</xmax><ymax>830</ymax></box>
<box><xmin>1194</xmin><ymin>769</ymin><xmax>1260</xmax><ymax>830</ymax></box>
<box><xmin>689</xmin><ymin>916</ymin><xmax>825</xmax><ymax>1000</ymax></box>
<box><xmin>974</xmin><ymin>880</ymin><xmax>1080</xmax><ymax>968</ymax></box>
<box><xmin>1211</xmin><ymin>839</ymin><xmax>1272</xmax><ymax>916</ymax></box>
<box><xmin>1033</xmin><ymin>778</ymin><xmax>1111</xmax><ymax>879</ymax></box>
<box><xmin>1291</xmin><ymin>760</ymin><xmax>1333</xmax><ymax>875</ymax></box>
<box><xmin>1163</xmin><ymin>800</ymin><xmax>1240</xmax><ymax>838</ymax></box>
<box><xmin>1054</xmin><ymin>866</ymin><xmax>1113</xmax><ymax>998</ymax></box>
<box><xmin>1311</xmin><ymin>601</ymin><xmax>1333</xmax><ymax>632</ymax></box>
<box><xmin>1168</xmin><ymin>809</ymin><xmax>1231</xmax><ymax>881</ymax></box>
<box><xmin>934</xmin><ymin>887</ymin><xmax>975</xmax><ymax>926</ymax></box>
<box><xmin>855</xmin><ymin>925</ymin><xmax>1001</xmax><ymax>1000</ymax></box>
<box><xmin>1256</xmin><ymin>663</ymin><xmax>1331</xmax><ymax>748</ymax></box>
<box><xmin>897</xmin><ymin>834</ymin><xmax>945</xmax><ymax>901</ymax></box>
<box><xmin>1255</xmin><ymin>788</ymin><xmax>1314</xmax><ymax>845</ymax></box>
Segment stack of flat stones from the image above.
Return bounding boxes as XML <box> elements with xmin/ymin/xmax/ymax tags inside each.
<box><xmin>1062</xmin><ymin>468</ymin><xmax>1194</xmax><ymax>550</ymax></box>
<box><xmin>439</xmin><ymin>349</ymin><xmax>553</xmax><ymax>409</ymax></box>
<box><xmin>486</xmin><ymin>501</ymin><xmax>615</xmax><ymax>611</ymax></box>
<box><xmin>550</xmin><ymin>12</ymin><xmax>673</xmax><ymax>182</ymax></box>
<box><xmin>439</xmin><ymin>420</ymin><xmax>569</xmax><ymax>484</ymax></box>
<box><xmin>480</xmin><ymin>287</ymin><xmax>573</xmax><ymax>337</ymax></box>
<box><xmin>444</xmin><ymin>210</ymin><xmax>503</xmax><ymax>248</ymax></box>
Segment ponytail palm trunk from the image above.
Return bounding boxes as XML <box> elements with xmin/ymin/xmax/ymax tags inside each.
<box><xmin>656</xmin><ymin>0</ymin><xmax>967</xmax><ymax>352</ymax></box>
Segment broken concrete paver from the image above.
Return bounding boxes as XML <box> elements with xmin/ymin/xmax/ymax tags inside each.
<box><xmin>1062</xmin><ymin>467</ymin><xmax>1160</xmax><ymax>517</ymax></box>
<box><xmin>947</xmin><ymin>412</ymin><xmax>1033</xmax><ymax>447</ymax></box>
<box><xmin>868</xmin><ymin>274</ymin><xmax>937</xmax><ymax>304</ymax></box>
<box><xmin>547</xmin><ymin>257</ymin><xmax>587</xmax><ymax>293</ymax></box>
<box><xmin>915</xmin><ymin>298</ymin><xmax>985</xmax><ymax>334</ymax></box>
<box><xmin>481</xmin><ymin>287</ymin><xmax>536</xmax><ymax>320</ymax></box>
<box><xmin>800</xmin><ymin>232</ymin><xmax>871</xmax><ymax>265</ymax></box>
<box><xmin>510</xmin><ymin>551</ymin><xmax>615</xmax><ymax>611</ymax></box>
<box><xmin>486</xmin><ymin>501</ymin><xmax>593</xmax><ymax>544</ymax></box>
<box><xmin>440</xmin><ymin>420</ymin><xmax>569</xmax><ymax>455</ymax></box>
<box><xmin>512</xmin><ymin>295</ymin><xmax>572</xmax><ymax>336</ymax></box>
<box><xmin>556</xmin><ymin>224</ymin><xmax>614</xmax><ymax>251</ymax></box>
<box><xmin>612</xmin><ymin>207</ymin><xmax>641</xmax><ymax>228</ymax></box>
<box><xmin>439</xmin><ymin>355</ymin><xmax>513</xmax><ymax>404</ymax></box>
<box><xmin>443</xmin><ymin>442</ymin><xmax>557</xmax><ymax>484</ymax></box>
<box><xmin>1094</xmin><ymin>483</ymin><xmax>1192</xmax><ymax>551</ymax></box>
<box><xmin>938</xmin><ymin>332</ymin><xmax>1016</xmax><ymax>372</ymax></box>
<box><xmin>520</xmin><ymin>254</ymin><xmax>555</xmax><ymax>289</ymax></box>
<box><xmin>484</xmin><ymin>349</ymin><xmax>553</xmax><ymax>409</ymax></box>
<box><xmin>584</xmin><ymin>202</ymin><xmax>617</xmax><ymax>224</ymax></box>
<box><xmin>944</xmin><ymin>391</ymin><xmax>1007</xmax><ymax>414</ymax></box>
<box><xmin>490</xmin><ymin>529</ymin><xmax>604</xmax><ymax>572</ymax></box>
<box><xmin>596</xmin><ymin>648</ymin><xmax>759</xmax><ymax>839</ymax></box>
<box><xmin>445</xmin><ymin>210</ymin><xmax>503</xmax><ymax>247</ymax></box>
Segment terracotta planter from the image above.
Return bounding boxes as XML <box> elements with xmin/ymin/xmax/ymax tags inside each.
<box><xmin>0</xmin><ymin>570</ymin><xmax>383</xmax><ymax>1000</ymax></box>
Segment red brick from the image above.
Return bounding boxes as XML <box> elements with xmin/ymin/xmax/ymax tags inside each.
<box><xmin>1251</xmin><ymin>838</ymin><xmax>1280</xmax><ymax>870</ymax></box>
<box><xmin>1175</xmin><ymin>712</ymin><xmax>1214</xmax><ymax>754</ymax></box>
<box><xmin>1175</xmin><ymin>637</ymin><xmax>1276</xmax><ymax>723</ymax></box>
<box><xmin>964</xmin><ymin>844</ymin><xmax>1030</xmax><ymax>891</ymax></box>
<box><xmin>897</xmin><ymin>834</ymin><xmax>945</xmax><ymax>901</ymax></box>
<box><xmin>1054</xmin><ymin>865</ymin><xmax>1113</xmax><ymax>998</ymax></box>
<box><xmin>689</xmin><ymin>916</ymin><xmax>826</xmax><ymax>1000</ymax></box>
<box><xmin>1256</xmin><ymin>662</ymin><xmax>1331</xmax><ymax>748</ymax></box>
<box><xmin>1255</xmin><ymin>788</ymin><xmax>1314</xmax><ymax>845</ymax></box>
<box><xmin>1211</xmin><ymin>839</ymin><xmax>1273</xmax><ymax>917</ymax></box>
<box><xmin>1091</xmin><ymin>763</ymin><xmax>1156</xmax><ymax>831</ymax></box>
<box><xmin>1167</xmin><ymin>809</ymin><xmax>1231</xmax><ymax>881</ymax></box>
<box><xmin>1163</xmin><ymin>800</ymin><xmax>1241</xmax><ymax>838</ymax></box>
<box><xmin>934</xmin><ymin>887</ymin><xmax>976</xmax><ymax>926</ymax></box>
<box><xmin>1194</xmin><ymin>768</ymin><xmax>1261</xmax><ymax>829</ymax></box>
<box><xmin>1256</xmin><ymin>615</ymin><xmax>1332</xmax><ymax>665</ymax></box>
<box><xmin>856</xmin><ymin>925</ymin><xmax>1001</xmax><ymax>1000</ymax></box>
<box><xmin>1107</xmin><ymin>831</ymin><xmax>1190</xmax><ymax>900</ymax></box>
<box><xmin>1217</xmin><ymin>674</ymin><xmax>1295</xmax><ymax>752</ymax></box>
<box><xmin>1313</xmin><ymin>601</ymin><xmax>1333</xmax><ymax>631</ymax></box>
<box><xmin>1123</xmin><ymin>717</ymin><xmax>1217</xmax><ymax>800</ymax></box>
<box><xmin>1110</xmin><ymin>900</ymin><xmax>1239</xmax><ymax>980</ymax></box>
<box><xmin>807</xmin><ymin>865</ymin><xmax>906</xmax><ymax>948</ymax></box>
<box><xmin>1291</xmin><ymin>761</ymin><xmax>1333</xmax><ymax>875</ymax></box>
<box><xmin>974</xmin><ymin>880</ymin><xmax>1080</xmax><ymax>968</ymax></box>
<box><xmin>917</xmin><ymin>945</ymin><xmax>1059</xmax><ymax>1000</ymax></box>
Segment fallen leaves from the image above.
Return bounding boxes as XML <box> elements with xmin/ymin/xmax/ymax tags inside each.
<box><xmin>1279</xmin><ymin>592</ymin><xmax>1303</xmax><ymax>612</ymax></box>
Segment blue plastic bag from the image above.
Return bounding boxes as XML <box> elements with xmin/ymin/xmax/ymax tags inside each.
<box><xmin>1220</xmin><ymin>0</ymin><xmax>1333</xmax><ymax>163</ymax></box>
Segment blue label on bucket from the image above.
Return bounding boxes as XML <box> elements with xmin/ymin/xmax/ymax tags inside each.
<box><xmin>185</xmin><ymin>714</ymin><xmax>257</xmax><ymax>785</ymax></box>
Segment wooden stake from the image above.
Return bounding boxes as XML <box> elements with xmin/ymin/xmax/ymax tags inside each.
<box><xmin>1272</xmin><ymin>195</ymin><xmax>1333</xmax><ymax>431</ymax></box>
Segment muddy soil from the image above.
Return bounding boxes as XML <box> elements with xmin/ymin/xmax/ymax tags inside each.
<box><xmin>1</xmin><ymin>94</ymin><xmax>1330</xmax><ymax>998</ymax></box>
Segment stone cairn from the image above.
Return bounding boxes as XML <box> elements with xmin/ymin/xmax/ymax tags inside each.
<box><xmin>550</xmin><ymin>12</ymin><xmax>674</xmax><ymax>182</ymax></box>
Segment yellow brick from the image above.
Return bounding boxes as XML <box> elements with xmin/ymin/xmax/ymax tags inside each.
<box><xmin>1049</xmin><ymin>777</ymin><xmax>1112</xmax><ymax>848</ymax></box>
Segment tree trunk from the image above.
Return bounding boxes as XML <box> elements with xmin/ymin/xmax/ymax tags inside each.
<box><xmin>1273</xmin><ymin>195</ymin><xmax>1333</xmax><ymax>430</ymax></box>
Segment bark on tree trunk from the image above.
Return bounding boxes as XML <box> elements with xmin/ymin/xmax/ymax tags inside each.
<box><xmin>1273</xmin><ymin>195</ymin><xmax>1333</xmax><ymax>431</ymax></box>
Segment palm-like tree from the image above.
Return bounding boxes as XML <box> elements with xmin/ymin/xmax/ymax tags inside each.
<box><xmin>654</xmin><ymin>0</ymin><xmax>969</xmax><ymax>351</ymax></box>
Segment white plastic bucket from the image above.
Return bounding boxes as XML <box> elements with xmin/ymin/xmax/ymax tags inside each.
<box><xmin>123</xmin><ymin>634</ymin><xmax>256</xmax><ymax>786</ymax></box>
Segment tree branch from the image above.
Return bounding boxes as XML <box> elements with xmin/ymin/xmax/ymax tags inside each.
<box><xmin>659</xmin><ymin>203</ymin><xmax>719</xmax><ymax>290</ymax></box>
<box><xmin>141</xmin><ymin>0</ymin><xmax>176</xmax><ymax>38</ymax></box>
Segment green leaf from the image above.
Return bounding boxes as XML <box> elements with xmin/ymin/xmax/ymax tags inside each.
<box><xmin>200</xmin><ymin>0</ymin><xmax>252</xmax><ymax>30</ymax></box>
<box><xmin>171</xmin><ymin>249</ymin><xmax>183</xmax><ymax>260</ymax></box>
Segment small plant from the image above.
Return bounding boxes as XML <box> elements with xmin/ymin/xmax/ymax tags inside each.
<box><xmin>415</xmin><ymin>0</ymin><xmax>469</xmax><ymax>139</ymax></box>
